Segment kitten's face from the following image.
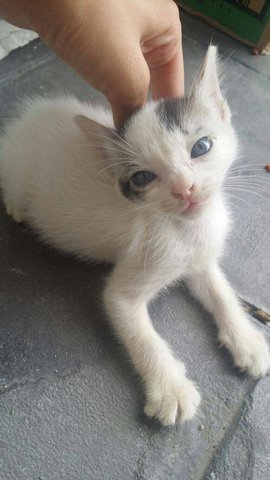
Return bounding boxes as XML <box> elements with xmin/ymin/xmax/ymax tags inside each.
<box><xmin>77</xmin><ymin>47</ymin><xmax>237</xmax><ymax>219</ymax></box>
<box><xmin>117</xmin><ymin>94</ymin><xmax>237</xmax><ymax>218</ymax></box>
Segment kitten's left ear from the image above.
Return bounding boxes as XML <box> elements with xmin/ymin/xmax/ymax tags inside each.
<box><xmin>74</xmin><ymin>115</ymin><xmax>113</xmax><ymax>158</ymax></box>
<box><xmin>192</xmin><ymin>46</ymin><xmax>231</xmax><ymax>123</ymax></box>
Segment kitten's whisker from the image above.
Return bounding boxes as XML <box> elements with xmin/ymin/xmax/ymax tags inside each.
<box><xmin>225</xmin><ymin>175</ymin><xmax>270</xmax><ymax>183</ymax></box>
<box><xmin>225</xmin><ymin>192</ymin><xmax>253</xmax><ymax>207</ymax></box>
<box><xmin>224</xmin><ymin>186</ymin><xmax>268</xmax><ymax>200</ymax></box>
<box><xmin>228</xmin><ymin>170</ymin><xmax>268</xmax><ymax>176</ymax></box>
<box><xmin>226</xmin><ymin>181</ymin><xmax>270</xmax><ymax>188</ymax></box>
<box><xmin>222</xmin><ymin>49</ymin><xmax>236</xmax><ymax>66</ymax></box>
<box><xmin>71</xmin><ymin>132</ymin><xmax>137</xmax><ymax>157</ymax></box>
<box><xmin>229</xmin><ymin>164</ymin><xmax>268</xmax><ymax>171</ymax></box>
<box><xmin>227</xmin><ymin>173</ymin><xmax>269</xmax><ymax>179</ymax></box>
<box><xmin>70</xmin><ymin>143</ymin><xmax>130</xmax><ymax>155</ymax></box>
<box><xmin>88</xmin><ymin>131</ymin><xmax>137</xmax><ymax>156</ymax></box>
<box><xmin>111</xmin><ymin>130</ymin><xmax>137</xmax><ymax>155</ymax></box>
<box><xmin>98</xmin><ymin>161</ymin><xmax>135</xmax><ymax>174</ymax></box>
<box><xmin>229</xmin><ymin>167</ymin><xmax>267</xmax><ymax>171</ymax></box>
<box><xmin>144</xmin><ymin>227</ymin><xmax>155</xmax><ymax>272</ymax></box>
<box><xmin>138</xmin><ymin>230</ymin><xmax>145</xmax><ymax>264</ymax></box>
<box><xmin>226</xmin><ymin>182</ymin><xmax>270</xmax><ymax>189</ymax></box>
<box><xmin>226</xmin><ymin>187</ymin><xmax>270</xmax><ymax>196</ymax></box>
<box><xmin>230</xmin><ymin>162</ymin><xmax>267</xmax><ymax>166</ymax></box>
<box><xmin>230</xmin><ymin>188</ymin><xmax>269</xmax><ymax>196</ymax></box>
<box><xmin>76</xmin><ymin>157</ymin><xmax>134</xmax><ymax>171</ymax></box>
<box><xmin>131</xmin><ymin>203</ymin><xmax>157</xmax><ymax>214</ymax></box>
<box><xmin>225</xmin><ymin>179</ymin><xmax>270</xmax><ymax>188</ymax></box>
<box><xmin>113</xmin><ymin>201</ymin><xmax>158</xmax><ymax>218</ymax></box>
<box><xmin>111</xmin><ymin>140</ymin><xmax>136</xmax><ymax>156</ymax></box>
<box><xmin>225</xmin><ymin>181</ymin><xmax>270</xmax><ymax>193</ymax></box>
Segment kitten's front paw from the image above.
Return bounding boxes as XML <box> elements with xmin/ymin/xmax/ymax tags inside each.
<box><xmin>5</xmin><ymin>200</ymin><xmax>25</xmax><ymax>223</ymax></box>
<box><xmin>144</xmin><ymin>369</ymin><xmax>201</xmax><ymax>426</ymax></box>
<box><xmin>220</xmin><ymin>327</ymin><xmax>270</xmax><ymax>378</ymax></box>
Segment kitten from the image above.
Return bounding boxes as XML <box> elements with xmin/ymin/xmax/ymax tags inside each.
<box><xmin>0</xmin><ymin>46</ymin><xmax>269</xmax><ymax>426</ymax></box>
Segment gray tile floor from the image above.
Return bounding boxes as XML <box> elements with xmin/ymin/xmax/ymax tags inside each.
<box><xmin>0</xmin><ymin>12</ymin><xmax>270</xmax><ymax>480</ymax></box>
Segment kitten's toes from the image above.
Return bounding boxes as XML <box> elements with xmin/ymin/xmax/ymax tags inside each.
<box><xmin>220</xmin><ymin>328</ymin><xmax>270</xmax><ymax>378</ymax></box>
<box><xmin>5</xmin><ymin>201</ymin><xmax>25</xmax><ymax>223</ymax></box>
<box><xmin>144</xmin><ymin>375</ymin><xmax>201</xmax><ymax>426</ymax></box>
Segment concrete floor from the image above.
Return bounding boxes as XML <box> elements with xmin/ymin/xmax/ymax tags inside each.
<box><xmin>0</xmin><ymin>11</ymin><xmax>270</xmax><ymax>480</ymax></box>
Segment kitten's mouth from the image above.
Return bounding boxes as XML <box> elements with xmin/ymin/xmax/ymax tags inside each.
<box><xmin>181</xmin><ymin>199</ymin><xmax>208</xmax><ymax>214</ymax></box>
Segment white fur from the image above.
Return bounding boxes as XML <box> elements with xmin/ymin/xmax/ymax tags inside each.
<box><xmin>1</xmin><ymin>47</ymin><xmax>269</xmax><ymax>425</ymax></box>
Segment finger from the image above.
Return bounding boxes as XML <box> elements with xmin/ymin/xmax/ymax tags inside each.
<box><xmin>103</xmin><ymin>46</ymin><xmax>150</xmax><ymax>128</ymax></box>
<box><xmin>149</xmin><ymin>42</ymin><xmax>184</xmax><ymax>100</ymax></box>
<box><xmin>143</xmin><ymin>20</ymin><xmax>184</xmax><ymax>100</ymax></box>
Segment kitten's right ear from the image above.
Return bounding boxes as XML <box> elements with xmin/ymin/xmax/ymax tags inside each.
<box><xmin>74</xmin><ymin>115</ymin><xmax>113</xmax><ymax>152</ymax></box>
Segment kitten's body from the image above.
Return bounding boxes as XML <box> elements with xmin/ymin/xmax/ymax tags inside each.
<box><xmin>0</xmin><ymin>96</ymin><xmax>227</xmax><ymax>266</ymax></box>
<box><xmin>1</xmin><ymin>47</ymin><xmax>269</xmax><ymax>425</ymax></box>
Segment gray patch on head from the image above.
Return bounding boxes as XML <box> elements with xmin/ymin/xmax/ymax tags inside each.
<box><xmin>156</xmin><ymin>98</ymin><xmax>187</xmax><ymax>132</ymax></box>
<box><xmin>119</xmin><ymin>179</ymin><xmax>144</xmax><ymax>201</ymax></box>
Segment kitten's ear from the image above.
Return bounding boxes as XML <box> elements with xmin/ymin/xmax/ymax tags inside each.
<box><xmin>74</xmin><ymin>115</ymin><xmax>113</xmax><ymax>155</ymax></box>
<box><xmin>191</xmin><ymin>46</ymin><xmax>231</xmax><ymax>123</ymax></box>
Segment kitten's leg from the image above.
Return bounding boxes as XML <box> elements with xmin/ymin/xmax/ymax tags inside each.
<box><xmin>186</xmin><ymin>264</ymin><xmax>270</xmax><ymax>377</ymax></box>
<box><xmin>104</xmin><ymin>264</ymin><xmax>201</xmax><ymax>426</ymax></box>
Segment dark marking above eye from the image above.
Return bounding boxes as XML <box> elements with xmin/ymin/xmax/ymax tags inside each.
<box><xmin>156</xmin><ymin>98</ymin><xmax>188</xmax><ymax>133</ymax></box>
<box><xmin>191</xmin><ymin>137</ymin><xmax>212</xmax><ymax>158</ymax></box>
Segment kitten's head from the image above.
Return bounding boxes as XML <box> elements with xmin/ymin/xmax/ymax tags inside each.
<box><xmin>76</xmin><ymin>46</ymin><xmax>237</xmax><ymax>219</ymax></box>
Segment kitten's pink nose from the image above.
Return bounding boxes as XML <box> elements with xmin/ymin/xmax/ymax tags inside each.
<box><xmin>171</xmin><ymin>183</ymin><xmax>195</xmax><ymax>200</ymax></box>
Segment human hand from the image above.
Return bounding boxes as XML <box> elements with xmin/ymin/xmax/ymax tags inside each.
<box><xmin>0</xmin><ymin>0</ymin><xmax>184</xmax><ymax>127</ymax></box>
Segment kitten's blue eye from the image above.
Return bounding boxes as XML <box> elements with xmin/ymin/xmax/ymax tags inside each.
<box><xmin>191</xmin><ymin>137</ymin><xmax>212</xmax><ymax>158</ymax></box>
<box><xmin>131</xmin><ymin>171</ymin><xmax>157</xmax><ymax>187</ymax></box>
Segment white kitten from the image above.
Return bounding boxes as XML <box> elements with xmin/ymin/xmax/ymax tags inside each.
<box><xmin>1</xmin><ymin>46</ymin><xmax>269</xmax><ymax>426</ymax></box>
